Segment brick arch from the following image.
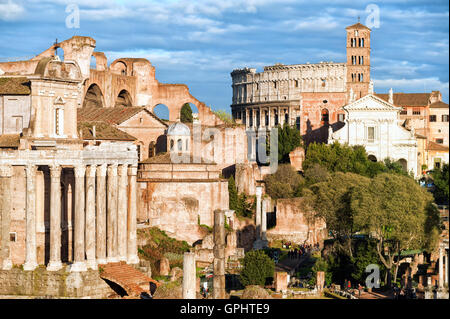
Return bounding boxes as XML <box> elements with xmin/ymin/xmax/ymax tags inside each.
<box><xmin>83</xmin><ymin>83</ymin><xmax>105</xmax><ymax>108</ymax></box>
<box><xmin>115</xmin><ymin>89</ymin><xmax>133</xmax><ymax>107</ymax></box>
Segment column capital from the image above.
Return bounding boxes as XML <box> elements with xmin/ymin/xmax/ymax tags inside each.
<box><xmin>86</xmin><ymin>164</ymin><xmax>97</xmax><ymax>177</ymax></box>
<box><xmin>96</xmin><ymin>163</ymin><xmax>107</xmax><ymax>177</ymax></box>
<box><xmin>49</xmin><ymin>165</ymin><xmax>62</xmax><ymax>178</ymax></box>
<box><xmin>0</xmin><ymin>165</ymin><xmax>13</xmax><ymax>177</ymax></box>
<box><xmin>25</xmin><ymin>164</ymin><xmax>37</xmax><ymax>176</ymax></box>
<box><xmin>74</xmin><ymin>165</ymin><xmax>86</xmax><ymax>178</ymax></box>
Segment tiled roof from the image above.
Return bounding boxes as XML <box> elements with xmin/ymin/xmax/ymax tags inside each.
<box><xmin>77</xmin><ymin>107</ymin><xmax>168</xmax><ymax>127</ymax></box>
<box><xmin>375</xmin><ymin>93</ymin><xmax>431</xmax><ymax>107</ymax></box>
<box><xmin>0</xmin><ymin>134</ymin><xmax>20</xmax><ymax>148</ymax></box>
<box><xmin>78</xmin><ymin>121</ymin><xmax>136</xmax><ymax>141</ymax></box>
<box><xmin>346</xmin><ymin>22</ymin><xmax>371</xmax><ymax>30</ymax></box>
<box><xmin>429</xmin><ymin>101</ymin><xmax>449</xmax><ymax>109</ymax></box>
<box><xmin>428</xmin><ymin>141</ymin><xmax>449</xmax><ymax>152</ymax></box>
<box><xmin>141</xmin><ymin>152</ymin><xmax>214</xmax><ymax>164</ymax></box>
<box><xmin>0</xmin><ymin>77</ymin><xmax>31</xmax><ymax>95</ymax></box>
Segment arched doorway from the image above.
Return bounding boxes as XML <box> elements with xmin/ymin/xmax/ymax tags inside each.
<box><xmin>115</xmin><ymin>90</ymin><xmax>132</xmax><ymax>108</ymax></box>
<box><xmin>83</xmin><ymin>84</ymin><xmax>104</xmax><ymax>108</ymax></box>
<box><xmin>321</xmin><ymin>108</ymin><xmax>329</xmax><ymax>126</ymax></box>
<box><xmin>153</xmin><ymin>104</ymin><xmax>170</xmax><ymax>122</ymax></box>
<box><xmin>398</xmin><ymin>158</ymin><xmax>407</xmax><ymax>171</ymax></box>
<box><xmin>368</xmin><ymin>155</ymin><xmax>377</xmax><ymax>162</ymax></box>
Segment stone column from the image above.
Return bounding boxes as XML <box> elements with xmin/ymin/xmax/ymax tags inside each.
<box><xmin>107</xmin><ymin>164</ymin><xmax>118</xmax><ymax>263</ymax></box>
<box><xmin>213</xmin><ymin>210</ymin><xmax>226</xmax><ymax>299</ymax></box>
<box><xmin>117</xmin><ymin>164</ymin><xmax>128</xmax><ymax>262</ymax></box>
<box><xmin>85</xmin><ymin>165</ymin><xmax>97</xmax><ymax>270</ymax></box>
<box><xmin>23</xmin><ymin>165</ymin><xmax>38</xmax><ymax>271</ymax></box>
<box><xmin>245</xmin><ymin>109</ymin><xmax>249</xmax><ymax>129</ymax></box>
<box><xmin>47</xmin><ymin>165</ymin><xmax>63</xmax><ymax>271</ymax></box>
<box><xmin>127</xmin><ymin>165</ymin><xmax>139</xmax><ymax>264</ymax></box>
<box><xmin>261</xmin><ymin>198</ymin><xmax>268</xmax><ymax>241</ymax></box>
<box><xmin>182</xmin><ymin>252</ymin><xmax>196</xmax><ymax>299</ymax></box>
<box><xmin>439</xmin><ymin>246</ymin><xmax>444</xmax><ymax>288</ymax></box>
<box><xmin>96</xmin><ymin>164</ymin><xmax>107</xmax><ymax>264</ymax></box>
<box><xmin>255</xmin><ymin>186</ymin><xmax>262</xmax><ymax>240</ymax></box>
<box><xmin>71</xmin><ymin>165</ymin><xmax>87</xmax><ymax>272</ymax></box>
<box><xmin>268</xmin><ymin>108</ymin><xmax>271</xmax><ymax>129</ymax></box>
<box><xmin>0</xmin><ymin>165</ymin><xmax>13</xmax><ymax>270</ymax></box>
<box><xmin>445</xmin><ymin>250</ymin><xmax>448</xmax><ymax>286</ymax></box>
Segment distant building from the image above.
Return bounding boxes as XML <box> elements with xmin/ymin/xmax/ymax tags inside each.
<box><xmin>328</xmin><ymin>94</ymin><xmax>419</xmax><ymax>177</ymax></box>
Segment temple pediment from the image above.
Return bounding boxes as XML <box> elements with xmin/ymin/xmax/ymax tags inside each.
<box><xmin>344</xmin><ymin>94</ymin><xmax>402</xmax><ymax>112</ymax></box>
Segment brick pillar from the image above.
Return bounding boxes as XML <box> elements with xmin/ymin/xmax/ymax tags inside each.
<box><xmin>127</xmin><ymin>165</ymin><xmax>139</xmax><ymax>264</ymax></box>
<box><xmin>107</xmin><ymin>164</ymin><xmax>118</xmax><ymax>263</ymax></box>
<box><xmin>96</xmin><ymin>164</ymin><xmax>107</xmax><ymax>264</ymax></box>
<box><xmin>85</xmin><ymin>165</ymin><xmax>97</xmax><ymax>270</ymax></box>
<box><xmin>117</xmin><ymin>164</ymin><xmax>128</xmax><ymax>262</ymax></box>
<box><xmin>0</xmin><ymin>165</ymin><xmax>13</xmax><ymax>270</ymax></box>
<box><xmin>182</xmin><ymin>252</ymin><xmax>196</xmax><ymax>299</ymax></box>
<box><xmin>213</xmin><ymin>209</ymin><xmax>226</xmax><ymax>299</ymax></box>
<box><xmin>47</xmin><ymin>165</ymin><xmax>63</xmax><ymax>271</ymax></box>
<box><xmin>23</xmin><ymin>165</ymin><xmax>38</xmax><ymax>271</ymax></box>
<box><xmin>71</xmin><ymin>165</ymin><xmax>87</xmax><ymax>272</ymax></box>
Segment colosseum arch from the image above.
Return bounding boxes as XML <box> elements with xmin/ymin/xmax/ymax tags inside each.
<box><xmin>115</xmin><ymin>89</ymin><xmax>133</xmax><ymax>107</ymax></box>
<box><xmin>179</xmin><ymin>102</ymin><xmax>199</xmax><ymax>122</ymax></box>
<box><xmin>83</xmin><ymin>83</ymin><xmax>105</xmax><ymax>108</ymax></box>
<box><xmin>111</xmin><ymin>61</ymin><xmax>128</xmax><ymax>76</ymax></box>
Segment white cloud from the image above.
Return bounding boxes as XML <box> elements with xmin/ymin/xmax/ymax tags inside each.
<box><xmin>0</xmin><ymin>0</ymin><xmax>25</xmax><ymax>21</ymax></box>
<box><xmin>282</xmin><ymin>16</ymin><xmax>340</xmax><ymax>31</ymax></box>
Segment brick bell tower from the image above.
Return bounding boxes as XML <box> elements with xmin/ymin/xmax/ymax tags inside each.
<box><xmin>346</xmin><ymin>21</ymin><xmax>371</xmax><ymax>100</ymax></box>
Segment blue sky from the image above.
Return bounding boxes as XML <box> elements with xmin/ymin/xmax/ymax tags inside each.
<box><xmin>0</xmin><ymin>0</ymin><xmax>448</xmax><ymax>115</ymax></box>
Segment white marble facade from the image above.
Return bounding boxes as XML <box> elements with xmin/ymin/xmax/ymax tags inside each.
<box><xmin>328</xmin><ymin>94</ymin><xmax>419</xmax><ymax>177</ymax></box>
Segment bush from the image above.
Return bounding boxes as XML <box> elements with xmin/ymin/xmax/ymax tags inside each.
<box><xmin>239</xmin><ymin>250</ymin><xmax>275</xmax><ymax>287</ymax></box>
<box><xmin>264</xmin><ymin>164</ymin><xmax>305</xmax><ymax>199</ymax></box>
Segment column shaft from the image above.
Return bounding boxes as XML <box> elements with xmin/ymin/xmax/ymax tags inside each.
<box><xmin>23</xmin><ymin>165</ymin><xmax>38</xmax><ymax>271</ymax></box>
<box><xmin>47</xmin><ymin>165</ymin><xmax>62</xmax><ymax>271</ymax></box>
<box><xmin>182</xmin><ymin>252</ymin><xmax>196</xmax><ymax>299</ymax></box>
<box><xmin>96</xmin><ymin>164</ymin><xmax>107</xmax><ymax>264</ymax></box>
<box><xmin>127</xmin><ymin>165</ymin><xmax>139</xmax><ymax>264</ymax></box>
<box><xmin>85</xmin><ymin>165</ymin><xmax>97</xmax><ymax>269</ymax></box>
<box><xmin>0</xmin><ymin>165</ymin><xmax>13</xmax><ymax>270</ymax></box>
<box><xmin>255</xmin><ymin>187</ymin><xmax>262</xmax><ymax>240</ymax></box>
<box><xmin>107</xmin><ymin>164</ymin><xmax>118</xmax><ymax>262</ymax></box>
<box><xmin>261</xmin><ymin>198</ymin><xmax>268</xmax><ymax>241</ymax></box>
<box><xmin>439</xmin><ymin>246</ymin><xmax>444</xmax><ymax>288</ymax></box>
<box><xmin>117</xmin><ymin>164</ymin><xmax>128</xmax><ymax>261</ymax></box>
<box><xmin>71</xmin><ymin>165</ymin><xmax>87</xmax><ymax>272</ymax></box>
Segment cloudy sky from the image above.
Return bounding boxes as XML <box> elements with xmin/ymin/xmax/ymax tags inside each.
<box><xmin>0</xmin><ymin>0</ymin><xmax>448</xmax><ymax>115</ymax></box>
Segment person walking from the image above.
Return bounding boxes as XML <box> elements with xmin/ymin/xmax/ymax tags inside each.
<box><xmin>358</xmin><ymin>283</ymin><xmax>363</xmax><ymax>298</ymax></box>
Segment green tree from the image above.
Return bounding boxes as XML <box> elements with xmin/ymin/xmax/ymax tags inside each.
<box><xmin>213</xmin><ymin>110</ymin><xmax>234</xmax><ymax>124</ymax></box>
<box><xmin>351</xmin><ymin>239</ymin><xmax>380</xmax><ymax>285</ymax></box>
<box><xmin>263</xmin><ymin>164</ymin><xmax>305</xmax><ymax>199</ymax></box>
<box><xmin>302</xmin><ymin>172</ymin><xmax>371</xmax><ymax>257</ymax></box>
<box><xmin>239</xmin><ymin>250</ymin><xmax>275</xmax><ymax>287</ymax></box>
<box><xmin>303</xmin><ymin>163</ymin><xmax>330</xmax><ymax>185</ymax></box>
<box><xmin>351</xmin><ymin>173</ymin><xmax>441</xmax><ymax>287</ymax></box>
<box><xmin>278</xmin><ymin>124</ymin><xmax>302</xmax><ymax>163</ymax></box>
<box><xmin>180</xmin><ymin>103</ymin><xmax>193</xmax><ymax>123</ymax></box>
<box><xmin>432</xmin><ymin>163</ymin><xmax>449</xmax><ymax>204</ymax></box>
<box><xmin>228</xmin><ymin>176</ymin><xmax>238</xmax><ymax>212</ymax></box>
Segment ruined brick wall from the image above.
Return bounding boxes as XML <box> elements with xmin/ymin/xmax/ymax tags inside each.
<box><xmin>0</xmin><ymin>267</ymin><xmax>113</xmax><ymax>298</ymax></box>
<box><xmin>137</xmin><ymin>179</ymin><xmax>229</xmax><ymax>244</ymax></box>
<box><xmin>267</xmin><ymin>198</ymin><xmax>327</xmax><ymax>245</ymax></box>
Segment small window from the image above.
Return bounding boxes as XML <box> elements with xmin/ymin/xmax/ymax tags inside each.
<box><xmin>10</xmin><ymin>232</ymin><xmax>16</xmax><ymax>242</ymax></box>
<box><xmin>412</xmin><ymin>108</ymin><xmax>421</xmax><ymax>115</ymax></box>
<box><xmin>442</xmin><ymin>114</ymin><xmax>449</xmax><ymax>122</ymax></box>
<box><xmin>400</xmin><ymin>108</ymin><xmax>407</xmax><ymax>115</ymax></box>
<box><xmin>338</xmin><ymin>113</ymin><xmax>345</xmax><ymax>122</ymax></box>
<box><xmin>295</xmin><ymin>80</ymin><xmax>299</xmax><ymax>88</ymax></box>
<box><xmin>367</xmin><ymin>127</ymin><xmax>375</xmax><ymax>143</ymax></box>
<box><xmin>429</xmin><ymin>115</ymin><xmax>437</xmax><ymax>122</ymax></box>
<box><xmin>355</xmin><ymin>30</ymin><xmax>358</xmax><ymax>37</ymax></box>
<box><xmin>274</xmin><ymin>81</ymin><xmax>277</xmax><ymax>89</ymax></box>
<box><xmin>177</xmin><ymin>139</ymin><xmax>182</xmax><ymax>151</ymax></box>
<box><xmin>436</xmin><ymin>139</ymin><xmax>444</xmax><ymax>144</ymax></box>
<box><xmin>170</xmin><ymin>139</ymin><xmax>174</xmax><ymax>151</ymax></box>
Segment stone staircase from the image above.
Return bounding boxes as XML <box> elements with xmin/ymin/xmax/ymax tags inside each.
<box><xmin>99</xmin><ymin>261</ymin><xmax>160</xmax><ymax>298</ymax></box>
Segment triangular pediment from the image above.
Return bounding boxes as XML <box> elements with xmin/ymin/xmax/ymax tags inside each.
<box><xmin>54</xmin><ymin>96</ymin><xmax>66</xmax><ymax>105</ymax></box>
<box><xmin>344</xmin><ymin>94</ymin><xmax>403</xmax><ymax>111</ymax></box>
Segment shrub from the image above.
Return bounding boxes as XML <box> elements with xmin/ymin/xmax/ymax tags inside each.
<box><xmin>239</xmin><ymin>250</ymin><xmax>275</xmax><ymax>287</ymax></box>
<box><xmin>264</xmin><ymin>164</ymin><xmax>305</xmax><ymax>199</ymax></box>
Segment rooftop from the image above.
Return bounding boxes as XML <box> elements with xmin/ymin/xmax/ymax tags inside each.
<box><xmin>429</xmin><ymin>101</ymin><xmax>449</xmax><ymax>109</ymax></box>
<box><xmin>77</xmin><ymin>107</ymin><xmax>168</xmax><ymax>126</ymax></box>
<box><xmin>0</xmin><ymin>77</ymin><xmax>31</xmax><ymax>95</ymax></box>
<box><xmin>77</xmin><ymin>121</ymin><xmax>137</xmax><ymax>141</ymax></box>
<box><xmin>375</xmin><ymin>93</ymin><xmax>431</xmax><ymax>107</ymax></box>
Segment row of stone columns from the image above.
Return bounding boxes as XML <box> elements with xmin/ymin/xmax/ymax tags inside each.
<box><xmin>245</xmin><ymin>107</ymin><xmax>289</xmax><ymax>129</ymax></box>
<box><xmin>8</xmin><ymin>163</ymin><xmax>138</xmax><ymax>272</ymax></box>
<box><xmin>438</xmin><ymin>245</ymin><xmax>449</xmax><ymax>288</ymax></box>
